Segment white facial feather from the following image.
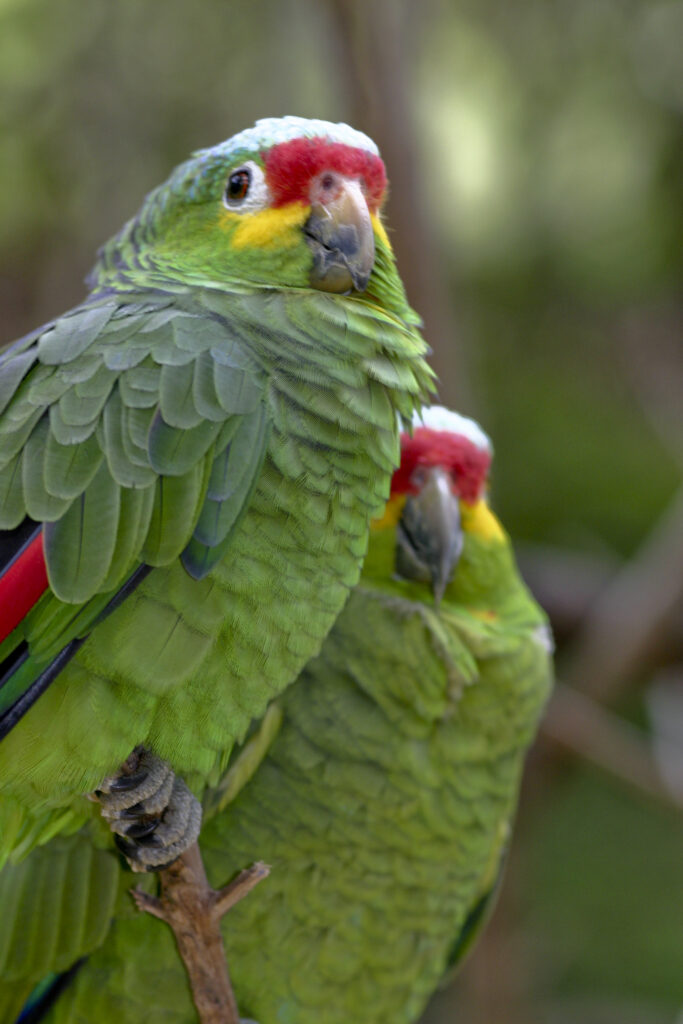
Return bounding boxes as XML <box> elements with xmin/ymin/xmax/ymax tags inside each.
<box><xmin>197</xmin><ymin>116</ymin><xmax>379</xmax><ymax>164</ymax></box>
<box><xmin>412</xmin><ymin>405</ymin><xmax>493</xmax><ymax>455</ymax></box>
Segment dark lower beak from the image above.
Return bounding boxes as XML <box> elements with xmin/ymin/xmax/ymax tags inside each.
<box><xmin>395</xmin><ymin>466</ymin><xmax>463</xmax><ymax>604</ymax></box>
<box><xmin>305</xmin><ymin>178</ymin><xmax>375</xmax><ymax>294</ymax></box>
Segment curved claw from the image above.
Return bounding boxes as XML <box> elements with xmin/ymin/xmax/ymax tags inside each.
<box><xmin>106</xmin><ymin>769</ymin><xmax>150</xmax><ymax>793</ymax></box>
<box><xmin>118</xmin><ymin>801</ymin><xmax>146</xmax><ymax>819</ymax></box>
<box><xmin>115</xmin><ymin>834</ymin><xmax>173</xmax><ymax>873</ymax></box>
<box><xmin>124</xmin><ymin>819</ymin><xmax>161</xmax><ymax>842</ymax></box>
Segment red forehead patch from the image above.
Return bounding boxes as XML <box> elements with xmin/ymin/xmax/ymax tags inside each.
<box><xmin>264</xmin><ymin>138</ymin><xmax>386</xmax><ymax>211</ymax></box>
<box><xmin>392</xmin><ymin>429</ymin><xmax>491</xmax><ymax>504</ymax></box>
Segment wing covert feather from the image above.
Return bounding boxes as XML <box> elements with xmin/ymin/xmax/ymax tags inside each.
<box><xmin>0</xmin><ymin>297</ymin><xmax>269</xmax><ymax>606</ymax></box>
<box><xmin>0</xmin><ymin>295</ymin><xmax>271</xmax><ymax>733</ymax></box>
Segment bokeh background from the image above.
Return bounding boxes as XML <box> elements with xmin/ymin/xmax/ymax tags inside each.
<box><xmin>1</xmin><ymin>1</ymin><xmax>682</xmax><ymax>1021</ymax></box>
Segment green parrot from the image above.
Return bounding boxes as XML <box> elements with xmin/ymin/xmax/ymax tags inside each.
<box><xmin>1</xmin><ymin>405</ymin><xmax>553</xmax><ymax>1024</ymax></box>
<box><xmin>0</xmin><ymin>117</ymin><xmax>433</xmax><ymax>870</ymax></box>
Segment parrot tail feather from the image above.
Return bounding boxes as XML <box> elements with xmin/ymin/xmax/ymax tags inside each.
<box><xmin>0</xmin><ymin>520</ymin><xmax>47</xmax><ymax>645</ymax></box>
<box><xmin>0</xmin><ymin>563</ymin><xmax>152</xmax><ymax>740</ymax></box>
<box><xmin>16</xmin><ymin>961</ymin><xmax>84</xmax><ymax>1024</ymax></box>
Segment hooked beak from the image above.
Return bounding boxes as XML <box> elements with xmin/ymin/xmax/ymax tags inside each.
<box><xmin>304</xmin><ymin>175</ymin><xmax>375</xmax><ymax>294</ymax></box>
<box><xmin>395</xmin><ymin>466</ymin><xmax>463</xmax><ymax>604</ymax></box>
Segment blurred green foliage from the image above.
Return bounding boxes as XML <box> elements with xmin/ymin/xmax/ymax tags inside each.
<box><xmin>418</xmin><ymin>1</ymin><xmax>682</xmax><ymax>556</ymax></box>
<box><xmin>425</xmin><ymin>764</ymin><xmax>683</xmax><ymax>1024</ymax></box>
<box><xmin>1</xmin><ymin>1</ymin><xmax>681</xmax><ymax>1021</ymax></box>
<box><xmin>526</xmin><ymin>767</ymin><xmax>683</xmax><ymax>1005</ymax></box>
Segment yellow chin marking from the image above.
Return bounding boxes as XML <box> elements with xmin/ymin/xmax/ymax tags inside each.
<box><xmin>372</xmin><ymin>495</ymin><xmax>505</xmax><ymax>540</ymax></box>
<box><xmin>223</xmin><ymin>203</ymin><xmax>310</xmax><ymax>250</ymax></box>
<box><xmin>460</xmin><ymin>500</ymin><xmax>506</xmax><ymax>543</ymax></box>
<box><xmin>221</xmin><ymin>206</ymin><xmax>388</xmax><ymax>254</ymax></box>
<box><xmin>371</xmin><ymin>493</ymin><xmax>406</xmax><ymax>530</ymax></box>
<box><xmin>470</xmin><ymin>609</ymin><xmax>499</xmax><ymax>622</ymax></box>
<box><xmin>371</xmin><ymin>213</ymin><xmax>392</xmax><ymax>252</ymax></box>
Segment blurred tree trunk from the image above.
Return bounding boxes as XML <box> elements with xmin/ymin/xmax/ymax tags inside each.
<box><xmin>327</xmin><ymin>0</ymin><xmax>472</xmax><ymax>411</ymax></box>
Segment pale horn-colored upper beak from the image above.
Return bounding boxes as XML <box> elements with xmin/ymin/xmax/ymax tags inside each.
<box><xmin>304</xmin><ymin>174</ymin><xmax>376</xmax><ymax>294</ymax></box>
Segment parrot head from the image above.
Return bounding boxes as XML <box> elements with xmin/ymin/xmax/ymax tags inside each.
<box><xmin>368</xmin><ymin>405</ymin><xmax>506</xmax><ymax>603</ymax></box>
<box><xmin>92</xmin><ymin>116</ymin><xmax>396</xmax><ymax>298</ymax></box>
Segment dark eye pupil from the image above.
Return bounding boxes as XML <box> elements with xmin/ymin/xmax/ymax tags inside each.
<box><xmin>227</xmin><ymin>169</ymin><xmax>250</xmax><ymax>202</ymax></box>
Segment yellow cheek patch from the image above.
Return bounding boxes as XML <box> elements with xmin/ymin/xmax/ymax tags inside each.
<box><xmin>470</xmin><ymin>609</ymin><xmax>499</xmax><ymax>622</ymax></box>
<box><xmin>371</xmin><ymin>493</ymin><xmax>406</xmax><ymax>530</ymax></box>
<box><xmin>460</xmin><ymin>500</ymin><xmax>506</xmax><ymax>543</ymax></box>
<box><xmin>223</xmin><ymin>203</ymin><xmax>310</xmax><ymax>250</ymax></box>
<box><xmin>371</xmin><ymin>213</ymin><xmax>392</xmax><ymax>252</ymax></box>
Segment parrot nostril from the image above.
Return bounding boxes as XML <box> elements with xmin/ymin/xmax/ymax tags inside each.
<box><xmin>311</xmin><ymin>171</ymin><xmax>343</xmax><ymax>207</ymax></box>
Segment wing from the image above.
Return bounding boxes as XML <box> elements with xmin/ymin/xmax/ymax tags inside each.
<box><xmin>0</xmin><ymin>832</ymin><xmax>120</xmax><ymax>1024</ymax></box>
<box><xmin>0</xmin><ymin>295</ymin><xmax>270</xmax><ymax>738</ymax></box>
<box><xmin>442</xmin><ymin>854</ymin><xmax>506</xmax><ymax>982</ymax></box>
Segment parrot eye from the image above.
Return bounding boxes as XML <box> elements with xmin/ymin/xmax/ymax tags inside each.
<box><xmin>223</xmin><ymin>160</ymin><xmax>269</xmax><ymax>213</ymax></box>
<box><xmin>226</xmin><ymin>169</ymin><xmax>251</xmax><ymax>202</ymax></box>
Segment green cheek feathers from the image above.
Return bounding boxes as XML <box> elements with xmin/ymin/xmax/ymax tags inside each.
<box><xmin>156</xmin><ymin>205</ymin><xmax>392</xmax><ymax>290</ymax></box>
<box><xmin>153</xmin><ymin>202</ymin><xmax>315</xmax><ymax>288</ymax></box>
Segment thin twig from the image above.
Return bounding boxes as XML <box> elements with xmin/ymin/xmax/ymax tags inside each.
<box><xmin>517</xmin><ymin>542</ymin><xmax>620</xmax><ymax>638</ymax></box>
<box><xmin>617</xmin><ymin>305</ymin><xmax>683</xmax><ymax>472</ymax></box>
<box><xmin>132</xmin><ymin>844</ymin><xmax>269</xmax><ymax>1024</ymax></box>
<box><xmin>560</xmin><ymin>485</ymin><xmax>683</xmax><ymax>703</ymax></box>
<box><xmin>541</xmin><ymin>681</ymin><xmax>683</xmax><ymax>814</ymax></box>
<box><xmin>213</xmin><ymin>862</ymin><xmax>270</xmax><ymax>919</ymax></box>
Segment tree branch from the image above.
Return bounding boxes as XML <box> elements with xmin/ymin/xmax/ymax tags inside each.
<box><xmin>132</xmin><ymin>844</ymin><xmax>269</xmax><ymax>1024</ymax></box>
<box><xmin>559</xmin><ymin>485</ymin><xmax>683</xmax><ymax>703</ymax></box>
<box><xmin>541</xmin><ymin>681</ymin><xmax>683</xmax><ymax>814</ymax></box>
<box><xmin>517</xmin><ymin>543</ymin><xmax>620</xmax><ymax>639</ymax></box>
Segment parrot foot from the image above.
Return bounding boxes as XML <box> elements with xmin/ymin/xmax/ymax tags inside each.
<box><xmin>95</xmin><ymin>746</ymin><xmax>202</xmax><ymax>873</ymax></box>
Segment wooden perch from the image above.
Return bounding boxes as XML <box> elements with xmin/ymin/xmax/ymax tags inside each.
<box><xmin>541</xmin><ymin>680</ymin><xmax>683</xmax><ymax>814</ymax></box>
<box><xmin>132</xmin><ymin>844</ymin><xmax>269</xmax><ymax>1024</ymax></box>
<box><xmin>560</xmin><ymin>485</ymin><xmax>683</xmax><ymax>703</ymax></box>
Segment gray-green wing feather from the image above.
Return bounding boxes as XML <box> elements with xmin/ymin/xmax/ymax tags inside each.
<box><xmin>442</xmin><ymin>858</ymin><xmax>506</xmax><ymax>980</ymax></box>
<box><xmin>0</xmin><ymin>296</ymin><xmax>270</xmax><ymax>604</ymax></box>
<box><xmin>0</xmin><ymin>833</ymin><xmax>120</xmax><ymax>1023</ymax></box>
